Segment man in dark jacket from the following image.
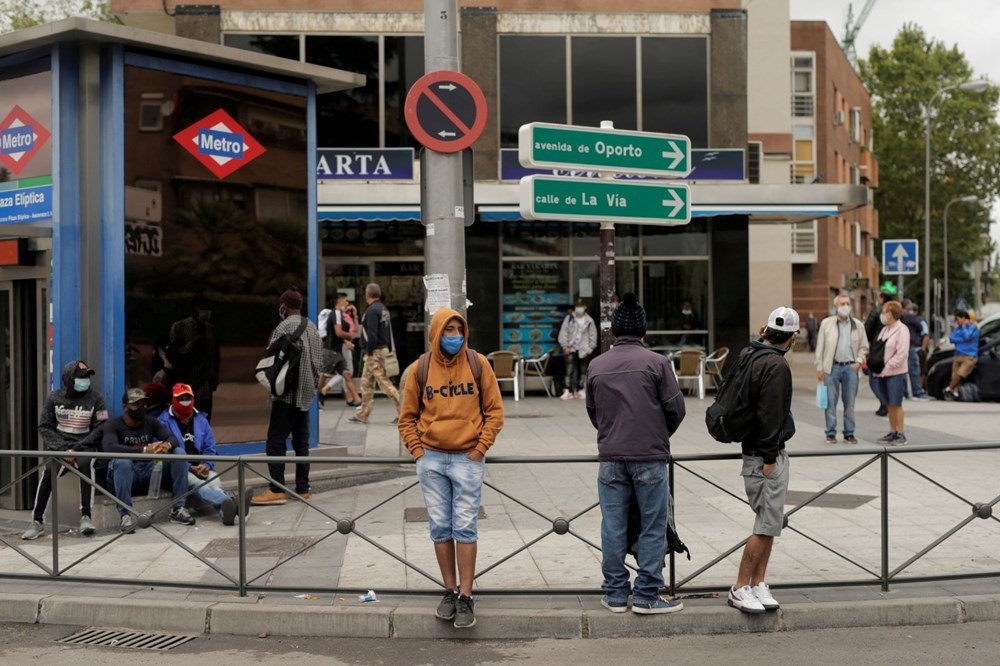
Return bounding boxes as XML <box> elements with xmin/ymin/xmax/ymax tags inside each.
<box><xmin>22</xmin><ymin>360</ymin><xmax>108</xmax><ymax>540</ymax></box>
<box><xmin>728</xmin><ymin>307</ymin><xmax>797</xmax><ymax>615</ymax></box>
<box><xmin>350</xmin><ymin>283</ymin><xmax>401</xmax><ymax>425</ymax></box>
<box><xmin>865</xmin><ymin>292</ymin><xmax>892</xmax><ymax>416</ymax></box>
<box><xmin>586</xmin><ymin>292</ymin><xmax>686</xmax><ymax>615</ymax></box>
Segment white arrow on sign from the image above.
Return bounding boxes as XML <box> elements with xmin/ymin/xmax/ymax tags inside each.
<box><xmin>892</xmin><ymin>244</ymin><xmax>910</xmax><ymax>273</ymax></box>
<box><xmin>661</xmin><ymin>189</ymin><xmax>685</xmax><ymax>217</ymax></box>
<box><xmin>438</xmin><ymin>130</ymin><xmax>456</xmax><ymax>138</ymax></box>
<box><xmin>661</xmin><ymin>140</ymin><xmax>685</xmax><ymax>169</ymax></box>
<box><xmin>438</xmin><ymin>83</ymin><xmax>457</xmax><ymax>92</ymax></box>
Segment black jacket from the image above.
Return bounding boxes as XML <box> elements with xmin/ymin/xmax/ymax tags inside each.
<box><xmin>864</xmin><ymin>306</ymin><xmax>884</xmax><ymax>344</ymax></box>
<box><xmin>585</xmin><ymin>336</ymin><xmax>686</xmax><ymax>461</ymax></box>
<box><xmin>741</xmin><ymin>339</ymin><xmax>795</xmax><ymax>464</ymax></box>
<box><xmin>361</xmin><ymin>300</ymin><xmax>392</xmax><ymax>355</ymax></box>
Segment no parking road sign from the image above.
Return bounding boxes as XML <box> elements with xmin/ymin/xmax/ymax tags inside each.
<box><xmin>404</xmin><ymin>70</ymin><xmax>487</xmax><ymax>153</ymax></box>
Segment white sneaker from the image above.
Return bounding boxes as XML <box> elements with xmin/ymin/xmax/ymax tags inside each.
<box><xmin>560</xmin><ymin>390</ymin><xmax>573</xmax><ymax>400</ymax></box>
<box><xmin>751</xmin><ymin>582</ymin><xmax>779</xmax><ymax>610</ymax></box>
<box><xmin>576</xmin><ymin>390</ymin><xmax>586</xmax><ymax>399</ymax></box>
<box><xmin>728</xmin><ymin>585</ymin><xmax>765</xmax><ymax>614</ymax></box>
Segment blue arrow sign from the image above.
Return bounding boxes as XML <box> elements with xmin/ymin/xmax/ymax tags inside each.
<box><xmin>882</xmin><ymin>239</ymin><xmax>919</xmax><ymax>276</ymax></box>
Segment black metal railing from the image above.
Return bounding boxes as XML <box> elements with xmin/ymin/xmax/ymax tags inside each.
<box><xmin>0</xmin><ymin>443</ymin><xmax>997</xmax><ymax>597</ymax></box>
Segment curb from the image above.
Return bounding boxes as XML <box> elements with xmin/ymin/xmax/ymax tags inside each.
<box><xmin>2</xmin><ymin>593</ymin><xmax>998</xmax><ymax>639</ymax></box>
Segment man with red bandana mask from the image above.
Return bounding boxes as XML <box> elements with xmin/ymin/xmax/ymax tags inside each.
<box><xmin>158</xmin><ymin>383</ymin><xmax>247</xmax><ymax>525</ymax></box>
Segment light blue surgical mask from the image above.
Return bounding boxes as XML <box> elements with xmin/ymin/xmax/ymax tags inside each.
<box><xmin>440</xmin><ymin>335</ymin><xmax>464</xmax><ymax>355</ymax></box>
<box><xmin>73</xmin><ymin>378</ymin><xmax>91</xmax><ymax>392</ymax></box>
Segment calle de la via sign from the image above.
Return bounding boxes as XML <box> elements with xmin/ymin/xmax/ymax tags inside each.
<box><xmin>518</xmin><ymin>122</ymin><xmax>691</xmax><ymax>178</ymax></box>
<box><xmin>520</xmin><ymin>175</ymin><xmax>690</xmax><ymax>226</ymax></box>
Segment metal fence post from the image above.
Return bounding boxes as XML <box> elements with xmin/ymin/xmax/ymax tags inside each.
<box><xmin>50</xmin><ymin>459</ymin><xmax>59</xmax><ymax>576</ymax></box>
<box><xmin>668</xmin><ymin>457</ymin><xmax>676</xmax><ymax>596</ymax></box>
<box><xmin>238</xmin><ymin>459</ymin><xmax>247</xmax><ymax>597</ymax></box>
<box><xmin>881</xmin><ymin>450</ymin><xmax>889</xmax><ymax>592</ymax></box>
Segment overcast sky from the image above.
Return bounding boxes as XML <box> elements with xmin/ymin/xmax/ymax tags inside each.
<box><xmin>789</xmin><ymin>0</ymin><xmax>1000</xmax><ymax>249</ymax></box>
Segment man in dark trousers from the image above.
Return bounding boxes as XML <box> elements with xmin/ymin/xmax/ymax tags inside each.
<box><xmin>728</xmin><ymin>307</ymin><xmax>797</xmax><ymax>615</ymax></box>
<box><xmin>586</xmin><ymin>292</ymin><xmax>686</xmax><ymax>615</ymax></box>
<box><xmin>252</xmin><ymin>287</ymin><xmax>323</xmax><ymax>506</ymax></box>
<box><xmin>22</xmin><ymin>360</ymin><xmax>108</xmax><ymax>540</ymax></box>
<box><xmin>865</xmin><ymin>292</ymin><xmax>892</xmax><ymax>416</ymax></box>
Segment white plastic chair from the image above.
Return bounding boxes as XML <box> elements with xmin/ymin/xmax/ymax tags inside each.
<box><xmin>674</xmin><ymin>348</ymin><xmax>706</xmax><ymax>400</ymax></box>
<box><xmin>487</xmin><ymin>351</ymin><xmax>520</xmax><ymax>401</ymax></box>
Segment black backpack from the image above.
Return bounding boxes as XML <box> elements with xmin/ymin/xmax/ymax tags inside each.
<box><xmin>705</xmin><ymin>345</ymin><xmax>778</xmax><ymax>443</ymax></box>
<box><xmin>255</xmin><ymin>318</ymin><xmax>309</xmax><ymax>397</ymax></box>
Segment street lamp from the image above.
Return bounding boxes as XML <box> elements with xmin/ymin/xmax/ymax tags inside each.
<box><xmin>923</xmin><ymin>80</ymin><xmax>989</xmax><ymax>319</ymax></box>
<box><xmin>942</xmin><ymin>195</ymin><xmax>979</xmax><ymax>319</ymax></box>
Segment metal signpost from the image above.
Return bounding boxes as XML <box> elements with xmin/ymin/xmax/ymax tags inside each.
<box><xmin>882</xmin><ymin>239</ymin><xmax>919</xmax><ymax>301</ymax></box>
<box><xmin>518</xmin><ymin>121</ymin><xmax>692</xmax><ymax>351</ymax></box>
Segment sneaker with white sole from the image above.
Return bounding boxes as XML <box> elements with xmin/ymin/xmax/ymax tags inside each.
<box><xmin>435</xmin><ymin>589</ymin><xmax>458</xmax><ymax>620</ymax></box>
<box><xmin>751</xmin><ymin>582</ymin><xmax>779</xmax><ymax>610</ymax></box>
<box><xmin>79</xmin><ymin>515</ymin><xmax>95</xmax><ymax>536</ymax></box>
<box><xmin>21</xmin><ymin>520</ymin><xmax>44</xmax><ymax>540</ymax></box>
<box><xmin>600</xmin><ymin>595</ymin><xmax>629</xmax><ymax>613</ymax></box>
<box><xmin>560</xmin><ymin>389</ymin><xmax>573</xmax><ymax>400</ymax></box>
<box><xmin>576</xmin><ymin>389</ymin><xmax>586</xmax><ymax>399</ymax></box>
<box><xmin>631</xmin><ymin>597</ymin><xmax>683</xmax><ymax>614</ymax></box>
<box><xmin>728</xmin><ymin>585</ymin><xmax>765</xmax><ymax>614</ymax></box>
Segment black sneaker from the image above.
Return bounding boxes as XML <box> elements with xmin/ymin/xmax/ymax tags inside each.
<box><xmin>220</xmin><ymin>496</ymin><xmax>237</xmax><ymax>526</ymax></box>
<box><xmin>454</xmin><ymin>594</ymin><xmax>476</xmax><ymax>628</ymax></box>
<box><xmin>893</xmin><ymin>433</ymin><xmax>908</xmax><ymax>445</ymax></box>
<box><xmin>943</xmin><ymin>389</ymin><xmax>955</xmax><ymax>401</ymax></box>
<box><xmin>876</xmin><ymin>432</ymin><xmax>897</xmax><ymax>444</ymax></box>
<box><xmin>876</xmin><ymin>405</ymin><xmax>888</xmax><ymax>417</ymax></box>
<box><xmin>843</xmin><ymin>435</ymin><xmax>858</xmax><ymax>444</ymax></box>
<box><xmin>825</xmin><ymin>436</ymin><xmax>837</xmax><ymax>444</ymax></box>
<box><xmin>170</xmin><ymin>507</ymin><xmax>196</xmax><ymax>525</ymax></box>
<box><xmin>435</xmin><ymin>589</ymin><xmax>458</xmax><ymax>621</ymax></box>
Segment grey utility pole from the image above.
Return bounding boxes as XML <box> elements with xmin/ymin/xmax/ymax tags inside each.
<box><xmin>423</xmin><ymin>0</ymin><xmax>467</xmax><ymax>319</ymax></box>
<box><xmin>599</xmin><ymin>120</ymin><xmax>617</xmax><ymax>353</ymax></box>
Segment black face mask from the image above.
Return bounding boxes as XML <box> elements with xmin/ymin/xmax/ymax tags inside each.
<box><xmin>127</xmin><ymin>407</ymin><xmax>147</xmax><ymax>421</ymax></box>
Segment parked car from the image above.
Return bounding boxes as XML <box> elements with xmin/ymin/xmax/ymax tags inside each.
<box><xmin>927</xmin><ymin>312</ymin><xmax>1000</xmax><ymax>368</ymax></box>
<box><xmin>926</xmin><ymin>335</ymin><xmax>1000</xmax><ymax>401</ymax></box>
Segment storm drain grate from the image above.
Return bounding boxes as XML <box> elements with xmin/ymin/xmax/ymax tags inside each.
<box><xmin>56</xmin><ymin>628</ymin><xmax>196</xmax><ymax>651</ymax></box>
<box><xmin>200</xmin><ymin>536</ymin><xmax>315</xmax><ymax>558</ymax></box>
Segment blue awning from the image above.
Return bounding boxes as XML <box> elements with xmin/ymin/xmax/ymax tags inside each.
<box><xmin>318</xmin><ymin>206</ymin><xmax>420</xmax><ymax>222</ymax></box>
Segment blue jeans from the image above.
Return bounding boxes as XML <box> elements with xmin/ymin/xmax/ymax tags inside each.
<box><xmin>188</xmin><ymin>472</ymin><xmax>229</xmax><ymax>508</ymax></box>
<box><xmin>907</xmin><ymin>347</ymin><xmax>925</xmax><ymax>397</ymax></box>
<box><xmin>598</xmin><ymin>460</ymin><xmax>668</xmax><ymax>603</ymax></box>
<box><xmin>416</xmin><ymin>449</ymin><xmax>485</xmax><ymax>543</ymax></box>
<box><xmin>566</xmin><ymin>351</ymin><xmax>591</xmax><ymax>393</ymax></box>
<box><xmin>107</xmin><ymin>449</ymin><xmax>189</xmax><ymax>516</ymax></box>
<box><xmin>824</xmin><ymin>364</ymin><xmax>858</xmax><ymax>437</ymax></box>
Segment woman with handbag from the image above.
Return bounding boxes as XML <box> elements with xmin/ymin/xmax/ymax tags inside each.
<box><xmin>869</xmin><ymin>300</ymin><xmax>909</xmax><ymax>445</ymax></box>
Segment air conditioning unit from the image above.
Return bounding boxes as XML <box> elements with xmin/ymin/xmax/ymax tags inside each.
<box><xmin>834</xmin><ymin>110</ymin><xmax>845</xmax><ymax>126</ymax></box>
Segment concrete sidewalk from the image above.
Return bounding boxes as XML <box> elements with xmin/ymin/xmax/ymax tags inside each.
<box><xmin>1</xmin><ymin>353</ymin><xmax>1000</xmax><ymax>638</ymax></box>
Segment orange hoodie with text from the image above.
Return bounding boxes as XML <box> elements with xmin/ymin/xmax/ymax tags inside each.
<box><xmin>398</xmin><ymin>308</ymin><xmax>504</xmax><ymax>459</ymax></box>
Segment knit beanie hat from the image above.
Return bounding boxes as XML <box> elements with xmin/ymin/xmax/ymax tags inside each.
<box><xmin>611</xmin><ymin>292</ymin><xmax>646</xmax><ymax>337</ymax></box>
<box><xmin>280</xmin><ymin>287</ymin><xmax>303</xmax><ymax>311</ymax></box>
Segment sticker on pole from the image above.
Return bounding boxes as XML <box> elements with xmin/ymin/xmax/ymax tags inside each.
<box><xmin>173</xmin><ymin>109</ymin><xmax>266</xmax><ymax>179</ymax></box>
<box><xmin>0</xmin><ymin>105</ymin><xmax>51</xmax><ymax>176</ymax></box>
<box><xmin>404</xmin><ymin>70</ymin><xmax>487</xmax><ymax>153</ymax></box>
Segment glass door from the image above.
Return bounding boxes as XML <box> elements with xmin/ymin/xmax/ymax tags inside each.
<box><xmin>0</xmin><ymin>283</ymin><xmax>12</xmax><ymax>507</ymax></box>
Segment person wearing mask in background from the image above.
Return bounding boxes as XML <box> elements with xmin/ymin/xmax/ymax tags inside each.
<box><xmin>143</xmin><ymin>382</ymin><xmax>171</xmax><ymax>420</ymax></box>
<box><xmin>677</xmin><ymin>299</ymin><xmax>702</xmax><ymax>346</ymax></box>
<box><xmin>167</xmin><ymin>302</ymin><xmax>221</xmax><ymax>420</ymax></box>
<box><xmin>815</xmin><ymin>295</ymin><xmax>868</xmax><ymax>444</ymax></box>
<box><xmin>558</xmin><ymin>300</ymin><xmax>597</xmax><ymax>400</ymax></box>
<box><xmin>398</xmin><ymin>308</ymin><xmax>504</xmax><ymax>629</ymax></box>
<box><xmin>864</xmin><ymin>292</ymin><xmax>892</xmax><ymax>417</ymax></box>
<box><xmin>871</xmin><ymin>301</ymin><xmax>910</xmax><ymax>444</ymax></box>
<box><xmin>252</xmin><ymin>287</ymin><xmax>323</xmax><ymax>506</ymax></box>
<box><xmin>103</xmin><ymin>389</ymin><xmax>195</xmax><ymax>533</ymax></box>
<box><xmin>728</xmin><ymin>307</ymin><xmax>797</xmax><ymax>615</ymax></box>
<box><xmin>159</xmin><ymin>383</ymin><xmax>247</xmax><ymax>525</ymax></box>
<box><xmin>587</xmin><ymin>292</ymin><xmax>686</xmax><ymax>615</ymax></box>
<box><xmin>900</xmin><ymin>301</ymin><xmax>929</xmax><ymax>401</ymax></box>
<box><xmin>944</xmin><ymin>310</ymin><xmax>981</xmax><ymax>400</ymax></box>
<box><xmin>22</xmin><ymin>360</ymin><xmax>108</xmax><ymax>540</ymax></box>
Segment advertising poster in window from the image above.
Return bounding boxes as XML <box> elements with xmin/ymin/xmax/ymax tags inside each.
<box><xmin>502</xmin><ymin>261</ymin><xmax>570</xmax><ymax>358</ymax></box>
<box><xmin>0</xmin><ymin>71</ymin><xmax>53</xmax><ymax>225</ymax></box>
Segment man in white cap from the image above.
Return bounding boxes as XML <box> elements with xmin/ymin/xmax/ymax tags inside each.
<box><xmin>728</xmin><ymin>307</ymin><xmax>797</xmax><ymax>615</ymax></box>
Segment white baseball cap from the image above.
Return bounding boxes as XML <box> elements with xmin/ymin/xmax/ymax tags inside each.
<box><xmin>767</xmin><ymin>306</ymin><xmax>800</xmax><ymax>333</ymax></box>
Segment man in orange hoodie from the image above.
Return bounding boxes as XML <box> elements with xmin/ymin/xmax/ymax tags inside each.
<box><xmin>398</xmin><ymin>308</ymin><xmax>504</xmax><ymax>629</ymax></box>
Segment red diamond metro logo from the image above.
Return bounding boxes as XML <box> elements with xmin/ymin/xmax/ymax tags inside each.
<box><xmin>173</xmin><ymin>108</ymin><xmax>266</xmax><ymax>179</ymax></box>
<box><xmin>0</xmin><ymin>105</ymin><xmax>51</xmax><ymax>176</ymax></box>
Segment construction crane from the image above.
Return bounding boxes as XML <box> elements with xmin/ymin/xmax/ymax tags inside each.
<box><xmin>842</xmin><ymin>0</ymin><xmax>878</xmax><ymax>67</ymax></box>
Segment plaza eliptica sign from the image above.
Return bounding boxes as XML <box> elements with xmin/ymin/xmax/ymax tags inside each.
<box><xmin>404</xmin><ymin>70</ymin><xmax>487</xmax><ymax>153</ymax></box>
<box><xmin>173</xmin><ymin>109</ymin><xmax>266</xmax><ymax>179</ymax></box>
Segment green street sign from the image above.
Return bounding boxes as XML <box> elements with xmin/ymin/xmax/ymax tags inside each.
<box><xmin>518</xmin><ymin>122</ymin><xmax>691</xmax><ymax>178</ymax></box>
<box><xmin>519</xmin><ymin>175</ymin><xmax>691</xmax><ymax>226</ymax></box>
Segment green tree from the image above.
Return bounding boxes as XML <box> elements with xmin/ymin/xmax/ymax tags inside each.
<box><xmin>860</xmin><ymin>24</ymin><xmax>1000</xmax><ymax>308</ymax></box>
<box><xmin>0</xmin><ymin>0</ymin><xmax>116</xmax><ymax>33</ymax></box>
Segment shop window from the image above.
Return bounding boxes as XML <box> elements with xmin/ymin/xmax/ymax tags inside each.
<box><xmin>501</xmin><ymin>260</ymin><xmax>570</xmax><ymax>356</ymax></box>
<box><xmin>384</xmin><ymin>36</ymin><xmax>426</xmax><ymax>148</ymax></box>
<box><xmin>307</xmin><ymin>35</ymin><xmax>380</xmax><ymax>148</ymax></box>
<box><xmin>642</xmin><ymin>226</ymin><xmax>708</xmax><ymax>257</ymax></box>
<box><xmin>642</xmin><ymin>260</ymin><xmax>709</xmax><ymax>350</ymax></box>
<box><xmin>223</xmin><ymin>34</ymin><xmax>301</xmax><ymax>60</ymax></box>
<box><xmin>572</xmin><ymin>36</ymin><xmax>636</xmax><ymax>129</ymax></box>
<box><xmin>641</xmin><ymin>37</ymin><xmax>708</xmax><ymax>148</ymax></box>
<box><xmin>501</xmin><ymin>220</ymin><xmax>568</xmax><ymax>257</ymax></box>
<box><xmin>499</xmin><ymin>36</ymin><xmax>567</xmax><ymax>148</ymax></box>
<box><xmin>321</xmin><ymin>221</ymin><xmax>424</xmax><ymax>257</ymax></box>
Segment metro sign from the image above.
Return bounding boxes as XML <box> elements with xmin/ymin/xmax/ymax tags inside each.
<box><xmin>0</xmin><ymin>105</ymin><xmax>51</xmax><ymax>176</ymax></box>
<box><xmin>173</xmin><ymin>109</ymin><xmax>265</xmax><ymax>179</ymax></box>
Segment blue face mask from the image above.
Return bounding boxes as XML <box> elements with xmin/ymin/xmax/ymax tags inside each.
<box><xmin>440</xmin><ymin>335</ymin><xmax>464</xmax><ymax>355</ymax></box>
<box><xmin>74</xmin><ymin>378</ymin><xmax>91</xmax><ymax>392</ymax></box>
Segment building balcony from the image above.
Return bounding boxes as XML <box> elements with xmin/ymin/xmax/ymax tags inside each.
<box><xmin>791</xmin><ymin>220</ymin><xmax>818</xmax><ymax>264</ymax></box>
